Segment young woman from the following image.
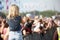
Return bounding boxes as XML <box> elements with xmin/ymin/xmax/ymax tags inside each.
<box><xmin>6</xmin><ymin>4</ymin><xmax>23</xmax><ymax>40</ymax></box>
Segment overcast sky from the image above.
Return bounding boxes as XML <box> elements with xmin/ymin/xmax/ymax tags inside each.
<box><xmin>20</xmin><ymin>0</ymin><xmax>60</xmax><ymax>12</ymax></box>
<box><xmin>1</xmin><ymin>0</ymin><xmax>60</xmax><ymax>12</ymax></box>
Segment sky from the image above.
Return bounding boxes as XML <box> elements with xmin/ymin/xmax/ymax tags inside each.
<box><xmin>0</xmin><ymin>0</ymin><xmax>60</xmax><ymax>12</ymax></box>
<box><xmin>20</xmin><ymin>0</ymin><xmax>60</xmax><ymax>12</ymax></box>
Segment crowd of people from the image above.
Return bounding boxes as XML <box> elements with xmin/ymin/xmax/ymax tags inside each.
<box><xmin>0</xmin><ymin>4</ymin><xmax>60</xmax><ymax>40</ymax></box>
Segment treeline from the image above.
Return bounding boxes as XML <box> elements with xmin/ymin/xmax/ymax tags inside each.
<box><xmin>0</xmin><ymin>10</ymin><xmax>60</xmax><ymax>17</ymax></box>
<box><xmin>20</xmin><ymin>10</ymin><xmax>60</xmax><ymax>17</ymax></box>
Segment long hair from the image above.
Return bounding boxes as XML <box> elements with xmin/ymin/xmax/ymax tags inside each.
<box><xmin>7</xmin><ymin>4</ymin><xmax>20</xmax><ymax>19</ymax></box>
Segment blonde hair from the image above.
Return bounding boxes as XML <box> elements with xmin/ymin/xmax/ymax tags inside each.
<box><xmin>7</xmin><ymin>4</ymin><xmax>20</xmax><ymax>19</ymax></box>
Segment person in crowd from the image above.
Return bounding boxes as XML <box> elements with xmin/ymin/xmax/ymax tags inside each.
<box><xmin>0</xmin><ymin>17</ymin><xmax>3</xmax><ymax>40</ymax></box>
<box><xmin>31</xmin><ymin>16</ymin><xmax>44</xmax><ymax>40</ymax></box>
<box><xmin>6</xmin><ymin>4</ymin><xmax>23</xmax><ymax>40</ymax></box>
<box><xmin>0</xmin><ymin>12</ymin><xmax>6</xmax><ymax>40</ymax></box>
<box><xmin>43</xmin><ymin>17</ymin><xmax>57</xmax><ymax>40</ymax></box>
<box><xmin>1</xmin><ymin>19</ymin><xmax>9</xmax><ymax>40</ymax></box>
<box><xmin>32</xmin><ymin>16</ymin><xmax>40</xmax><ymax>33</ymax></box>
<box><xmin>53</xmin><ymin>18</ymin><xmax>60</xmax><ymax>40</ymax></box>
<box><xmin>22</xmin><ymin>15</ymin><xmax>34</xmax><ymax>40</ymax></box>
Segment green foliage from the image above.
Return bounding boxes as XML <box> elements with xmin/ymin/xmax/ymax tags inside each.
<box><xmin>21</xmin><ymin>10</ymin><xmax>60</xmax><ymax>17</ymax></box>
<box><xmin>0</xmin><ymin>12</ymin><xmax>6</xmax><ymax>18</ymax></box>
<box><xmin>39</xmin><ymin>10</ymin><xmax>56</xmax><ymax>17</ymax></box>
<box><xmin>1</xmin><ymin>10</ymin><xmax>60</xmax><ymax>17</ymax></box>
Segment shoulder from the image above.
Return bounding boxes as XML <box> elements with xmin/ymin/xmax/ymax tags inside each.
<box><xmin>17</xmin><ymin>16</ymin><xmax>21</xmax><ymax>18</ymax></box>
<box><xmin>15</xmin><ymin>16</ymin><xmax>22</xmax><ymax>21</ymax></box>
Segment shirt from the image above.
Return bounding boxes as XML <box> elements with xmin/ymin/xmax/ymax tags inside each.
<box><xmin>7</xmin><ymin>16</ymin><xmax>22</xmax><ymax>31</ymax></box>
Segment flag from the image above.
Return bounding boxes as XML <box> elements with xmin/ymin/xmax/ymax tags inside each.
<box><xmin>6</xmin><ymin>5</ymin><xmax>8</xmax><ymax>9</ymax></box>
<box><xmin>6</xmin><ymin>0</ymin><xmax>9</xmax><ymax>10</ymax></box>
<box><xmin>6</xmin><ymin>0</ymin><xmax>8</xmax><ymax>3</ymax></box>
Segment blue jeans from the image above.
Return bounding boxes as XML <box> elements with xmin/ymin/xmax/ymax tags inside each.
<box><xmin>8</xmin><ymin>31</ymin><xmax>23</xmax><ymax>40</ymax></box>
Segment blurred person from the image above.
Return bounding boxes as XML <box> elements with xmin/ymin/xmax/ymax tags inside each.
<box><xmin>22</xmin><ymin>16</ymin><xmax>27</xmax><ymax>36</ymax></box>
<box><xmin>32</xmin><ymin>16</ymin><xmax>40</xmax><ymax>33</ymax></box>
<box><xmin>0</xmin><ymin>12</ymin><xmax>6</xmax><ymax>40</ymax></box>
<box><xmin>1</xmin><ymin>19</ymin><xmax>9</xmax><ymax>40</ymax></box>
<box><xmin>53</xmin><ymin>18</ymin><xmax>60</xmax><ymax>40</ymax></box>
<box><xmin>26</xmin><ymin>14</ymin><xmax>33</xmax><ymax>20</ymax></box>
<box><xmin>32</xmin><ymin>16</ymin><xmax>47</xmax><ymax>40</ymax></box>
<box><xmin>32</xmin><ymin>16</ymin><xmax>45</xmax><ymax>33</ymax></box>
<box><xmin>22</xmin><ymin>16</ymin><xmax>31</xmax><ymax>36</ymax></box>
<box><xmin>43</xmin><ymin>17</ymin><xmax>57</xmax><ymax>40</ymax></box>
<box><xmin>0</xmin><ymin>17</ymin><xmax>3</xmax><ymax>40</ymax></box>
<box><xmin>6</xmin><ymin>4</ymin><xmax>23</xmax><ymax>40</ymax></box>
<box><xmin>44</xmin><ymin>17</ymin><xmax>53</xmax><ymax>29</ymax></box>
<box><xmin>22</xmin><ymin>15</ymin><xmax>34</xmax><ymax>40</ymax></box>
<box><xmin>0</xmin><ymin>17</ymin><xmax>3</xmax><ymax>33</ymax></box>
<box><xmin>39</xmin><ymin>15</ymin><xmax>44</xmax><ymax>19</ymax></box>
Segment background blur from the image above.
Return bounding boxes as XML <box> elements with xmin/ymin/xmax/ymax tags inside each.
<box><xmin>0</xmin><ymin>0</ymin><xmax>60</xmax><ymax>17</ymax></box>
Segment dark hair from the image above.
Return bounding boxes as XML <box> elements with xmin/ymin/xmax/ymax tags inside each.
<box><xmin>0</xmin><ymin>12</ymin><xmax>6</xmax><ymax>19</ymax></box>
<box><xmin>4</xmin><ymin>23</ymin><xmax>9</xmax><ymax>28</ymax></box>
